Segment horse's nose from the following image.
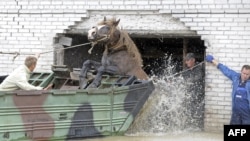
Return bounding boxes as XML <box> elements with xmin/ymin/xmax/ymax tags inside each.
<box><xmin>88</xmin><ymin>26</ymin><xmax>98</xmax><ymax>40</ymax></box>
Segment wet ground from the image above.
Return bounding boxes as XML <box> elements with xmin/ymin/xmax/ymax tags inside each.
<box><xmin>79</xmin><ymin>132</ymin><xmax>223</xmax><ymax>141</ymax></box>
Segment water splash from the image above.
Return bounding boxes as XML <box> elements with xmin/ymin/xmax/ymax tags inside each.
<box><xmin>126</xmin><ymin>55</ymin><xmax>201</xmax><ymax>135</ymax></box>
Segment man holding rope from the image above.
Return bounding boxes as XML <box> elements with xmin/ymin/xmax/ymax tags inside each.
<box><xmin>206</xmin><ymin>55</ymin><xmax>250</xmax><ymax>125</ymax></box>
<box><xmin>182</xmin><ymin>53</ymin><xmax>205</xmax><ymax>130</ymax></box>
<box><xmin>0</xmin><ymin>53</ymin><xmax>52</xmax><ymax>91</ymax></box>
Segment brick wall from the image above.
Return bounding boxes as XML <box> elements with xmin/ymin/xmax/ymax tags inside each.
<box><xmin>1</xmin><ymin>0</ymin><xmax>250</xmax><ymax>133</ymax></box>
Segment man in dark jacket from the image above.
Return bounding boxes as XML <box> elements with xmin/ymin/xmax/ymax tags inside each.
<box><xmin>182</xmin><ymin>53</ymin><xmax>205</xmax><ymax>130</ymax></box>
<box><xmin>206</xmin><ymin>54</ymin><xmax>250</xmax><ymax>125</ymax></box>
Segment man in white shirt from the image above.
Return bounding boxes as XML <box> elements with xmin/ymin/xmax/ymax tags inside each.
<box><xmin>0</xmin><ymin>53</ymin><xmax>51</xmax><ymax>91</ymax></box>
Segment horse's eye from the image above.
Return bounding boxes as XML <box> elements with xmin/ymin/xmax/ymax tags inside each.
<box><xmin>106</xmin><ymin>27</ymin><xmax>110</xmax><ymax>31</ymax></box>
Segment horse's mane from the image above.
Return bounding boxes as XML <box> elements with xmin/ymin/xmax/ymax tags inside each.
<box><xmin>98</xmin><ymin>18</ymin><xmax>143</xmax><ymax>67</ymax></box>
<box><xmin>118</xmin><ymin>31</ymin><xmax>143</xmax><ymax>66</ymax></box>
<box><xmin>98</xmin><ymin>17</ymin><xmax>117</xmax><ymax>26</ymax></box>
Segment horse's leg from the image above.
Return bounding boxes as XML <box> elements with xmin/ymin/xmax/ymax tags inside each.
<box><xmin>79</xmin><ymin>60</ymin><xmax>101</xmax><ymax>89</ymax></box>
<box><xmin>88</xmin><ymin>65</ymin><xmax>119</xmax><ymax>88</ymax></box>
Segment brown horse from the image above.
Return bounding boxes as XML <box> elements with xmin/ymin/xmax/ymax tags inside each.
<box><xmin>79</xmin><ymin>17</ymin><xmax>148</xmax><ymax>89</ymax></box>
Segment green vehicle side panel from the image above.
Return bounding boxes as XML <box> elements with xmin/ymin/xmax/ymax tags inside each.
<box><xmin>0</xmin><ymin>73</ymin><xmax>155</xmax><ymax>141</ymax></box>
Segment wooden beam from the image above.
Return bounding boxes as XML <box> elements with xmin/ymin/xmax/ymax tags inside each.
<box><xmin>59</xmin><ymin>36</ymin><xmax>72</xmax><ymax>46</ymax></box>
<box><xmin>183</xmin><ymin>38</ymin><xmax>188</xmax><ymax>69</ymax></box>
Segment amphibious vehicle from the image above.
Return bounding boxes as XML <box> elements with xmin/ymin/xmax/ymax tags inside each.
<box><xmin>0</xmin><ymin>68</ymin><xmax>154</xmax><ymax>141</ymax></box>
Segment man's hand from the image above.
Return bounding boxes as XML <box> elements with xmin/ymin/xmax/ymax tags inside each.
<box><xmin>34</xmin><ymin>53</ymin><xmax>41</xmax><ymax>59</ymax></box>
<box><xmin>206</xmin><ymin>55</ymin><xmax>214</xmax><ymax>63</ymax></box>
<box><xmin>43</xmin><ymin>83</ymin><xmax>53</xmax><ymax>90</ymax></box>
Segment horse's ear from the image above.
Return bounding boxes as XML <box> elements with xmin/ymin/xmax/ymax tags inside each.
<box><xmin>114</xmin><ymin>19</ymin><xmax>120</xmax><ymax>26</ymax></box>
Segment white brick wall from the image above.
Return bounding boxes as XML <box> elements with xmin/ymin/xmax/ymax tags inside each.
<box><xmin>0</xmin><ymin>0</ymin><xmax>249</xmax><ymax>133</ymax></box>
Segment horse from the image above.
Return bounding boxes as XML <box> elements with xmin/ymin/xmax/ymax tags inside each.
<box><xmin>79</xmin><ymin>17</ymin><xmax>148</xmax><ymax>89</ymax></box>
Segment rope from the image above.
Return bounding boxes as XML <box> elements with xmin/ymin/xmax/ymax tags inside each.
<box><xmin>163</xmin><ymin>61</ymin><xmax>205</xmax><ymax>80</ymax></box>
<box><xmin>0</xmin><ymin>42</ymin><xmax>91</xmax><ymax>61</ymax></box>
<box><xmin>0</xmin><ymin>36</ymin><xmax>110</xmax><ymax>61</ymax></box>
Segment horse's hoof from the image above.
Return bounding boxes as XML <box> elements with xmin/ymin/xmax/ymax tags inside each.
<box><xmin>79</xmin><ymin>78</ymin><xmax>88</xmax><ymax>89</ymax></box>
<box><xmin>88</xmin><ymin>83</ymin><xmax>98</xmax><ymax>88</ymax></box>
<box><xmin>80</xmin><ymin>83</ymin><xmax>88</xmax><ymax>89</ymax></box>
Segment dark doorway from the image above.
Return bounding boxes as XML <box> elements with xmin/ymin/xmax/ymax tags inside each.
<box><xmin>55</xmin><ymin>34</ymin><xmax>205</xmax><ymax>77</ymax></box>
<box><xmin>132</xmin><ymin>37</ymin><xmax>205</xmax><ymax>76</ymax></box>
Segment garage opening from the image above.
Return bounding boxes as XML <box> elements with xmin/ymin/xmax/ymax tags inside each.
<box><xmin>54</xmin><ymin>34</ymin><xmax>206</xmax><ymax>78</ymax></box>
<box><xmin>133</xmin><ymin>37</ymin><xmax>205</xmax><ymax>76</ymax></box>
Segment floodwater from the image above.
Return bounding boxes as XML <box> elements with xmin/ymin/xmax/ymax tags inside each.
<box><xmin>80</xmin><ymin>132</ymin><xmax>223</xmax><ymax>141</ymax></box>
<box><xmin>76</xmin><ymin>56</ymin><xmax>223</xmax><ymax>141</ymax></box>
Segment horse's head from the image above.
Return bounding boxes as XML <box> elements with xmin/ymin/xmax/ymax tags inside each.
<box><xmin>88</xmin><ymin>17</ymin><xmax>121</xmax><ymax>45</ymax></box>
